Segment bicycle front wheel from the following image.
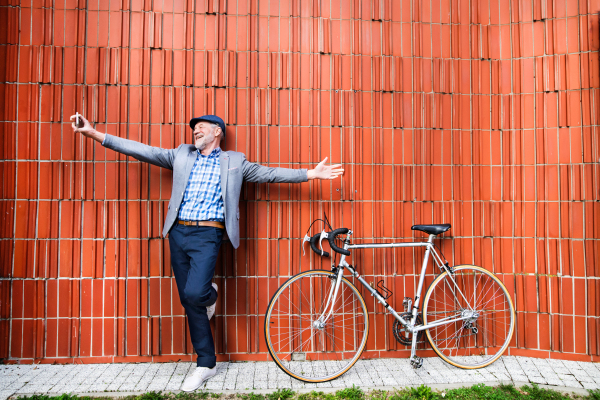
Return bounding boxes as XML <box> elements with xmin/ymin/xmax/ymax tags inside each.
<box><xmin>264</xmin><ymin>270</ymin><xmax>369</xmax><ymax>382</ymax></box>
<box><xmin>422</xmin><ymin>265</ymin><xmax>515</xmax><ymax>369</ymax></box>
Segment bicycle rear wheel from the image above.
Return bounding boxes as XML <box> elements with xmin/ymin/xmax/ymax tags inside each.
<box><xmin>264</xmin><ymin>270</ymin><xmax>369</xmax><ymax>382</ymax></box>
<box><xmin>422</xmin><ymin>265</ymin><xmax>515</xmax><ymax>369</ymax></box>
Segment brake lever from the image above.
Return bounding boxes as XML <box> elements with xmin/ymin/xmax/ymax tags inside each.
<box><xmin>301</xmin><ymin>234</ymin><xmax>311</xmax><ymax>256</ymax></box>
<box><xmin>319</xmin><ymin>230</ymin><xmax>329</xmax><ymax>253</ymax></box>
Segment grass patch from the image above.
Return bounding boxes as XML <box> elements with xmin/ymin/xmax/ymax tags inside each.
<box><xmin>13</xmin><ymin>384</ymin><xmax>600</xmax><ymax>400</ymax></box>
<box><xmin>297</xmin><ymin>391</ymin><xmax>336</xmax><ymax>400</ymax></box>
<box><xmin>267</xmin><ymin>389</ymin><xmax>296</xmax><ymax>400</ymax></box>
<box><xmin>239</xmin><ymin>394</ymin><xmax>265</xmax><ymax>400</ymax></box>
<box><xmin>15</xmin><ymin>395</ymin><xmax>83</xmax><ymax>400</ymax></box>
<box><xmin>336</xmin><ymin>386</ymin><xmax>364</xmax><ymax>400</ymax></box>
<box><xmin>383</xmin><ymin>384</ymin><xmax>598</xmax><ymax>400</ymax></box>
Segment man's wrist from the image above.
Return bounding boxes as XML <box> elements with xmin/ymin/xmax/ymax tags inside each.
<box><xmin>90</xmin><ymin>130</ymin><xmax>106</xmax><ymax>144</ymax></box>
<box><xmin>307</xmin><ymin>169</ymin><xmax>315</xmax><ymax>180</ymax></box>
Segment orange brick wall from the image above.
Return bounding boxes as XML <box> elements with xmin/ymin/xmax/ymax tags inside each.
<box><xmin>1</xmin><ymin>0</ymin><xmax>600</xmax><ymax>364</ymax></box>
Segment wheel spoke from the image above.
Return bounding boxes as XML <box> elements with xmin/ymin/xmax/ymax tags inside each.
<box><xmin>265</xmin><ymin>271</ymin><xmax>368</xmax><ymax>382</ymax></box>
<box><xmin>423</xmin><ymin>267</ymin><xmax>514</xmax><ymax>368</ymax></box>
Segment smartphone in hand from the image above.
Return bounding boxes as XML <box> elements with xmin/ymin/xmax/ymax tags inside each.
<box><xmin>75</xmin><ymin>112</ymin><xmax>85</xmax><ymax>129</ymax></box>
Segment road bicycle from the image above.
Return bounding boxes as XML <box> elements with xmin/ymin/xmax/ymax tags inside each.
<box><xmin>264</xmin><ymin>222</ymin><xmax>516</xmax><ymax>382</ymax></box>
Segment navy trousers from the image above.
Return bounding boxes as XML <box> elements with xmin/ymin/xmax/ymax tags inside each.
<box><xmin>168</xmin><ymin>224</ymin><xmax>223</xmax><ymax>368</ymax></box>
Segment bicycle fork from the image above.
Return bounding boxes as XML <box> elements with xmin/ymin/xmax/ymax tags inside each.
<box><xmin>313</xmin><ymin>266</ymin><xmax>346</xmax><ymax>329</ymax></box>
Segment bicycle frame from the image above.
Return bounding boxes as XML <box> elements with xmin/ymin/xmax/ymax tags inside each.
<box><xmin>316</xmin><ymin>231</ymin><xmax>474</xmax><ymax>362</ymax></box>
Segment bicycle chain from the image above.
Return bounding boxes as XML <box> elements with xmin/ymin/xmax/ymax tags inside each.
<box><xmin>392</xmin><ymin>313</ymin><xmax>425</xmax><ymax>345</ymax></box>
<box><xmin>393</xmin><ymin>319</ymin><xmax>480</xmax><ymax>346</ymax></box>
<box><xmin>427</xmin><ymin>329</ymin><xmax>479</xmax><ymax>343</ymax></box>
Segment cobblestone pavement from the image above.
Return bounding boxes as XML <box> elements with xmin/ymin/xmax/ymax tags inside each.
<box><xmin>1</xmin><ymin>356</ymin><xmax>599</xmax><ymax>399</ymax></box>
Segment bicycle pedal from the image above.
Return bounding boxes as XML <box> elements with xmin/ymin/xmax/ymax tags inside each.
<box><xmin>403</xmin><ymin>297</ymin><xmax>412</xmax><ymax>313</ymax></box>
<box><xmin>410</xmin><ymin>356</ymin><xmax>423</xmax><ymax>369</ymax></box>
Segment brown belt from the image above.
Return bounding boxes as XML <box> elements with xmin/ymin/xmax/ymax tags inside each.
<box><xmin>178</xmin><ymin>220</ymin><xmax>225</xmax><ymax>229</ymax></box>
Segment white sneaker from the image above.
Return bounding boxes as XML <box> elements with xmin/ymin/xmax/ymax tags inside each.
<box><xmin>207</xmin><ymin>283</ymin><xmax>218</xmax><ymax>320</ymax></box>
<box><xmin>181</xmin><ymin>366</ymin><xmax>216</xmax><ymax>392</ymax></box>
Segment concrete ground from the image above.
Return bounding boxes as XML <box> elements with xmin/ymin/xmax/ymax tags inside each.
<box><xmin>1</xmin><ymin>356</ymin><xmax>600</xmax><ymax>399</ymax></box>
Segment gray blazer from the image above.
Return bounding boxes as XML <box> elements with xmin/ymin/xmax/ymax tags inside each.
<box><xmin>102</xmin><ymin>134</ymin><xmax>308</xmax><ymax>248</ymax></box>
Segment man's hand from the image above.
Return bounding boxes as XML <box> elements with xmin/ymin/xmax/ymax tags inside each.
<box><xmin>307</xmin><ymin>157</ymin><xmax>344</xmax><ymax>180</ymax></box>
<box><xmin>70</xmin><ymin>114</ymin><xmax>105</xmax><ymax>143</ymax></box>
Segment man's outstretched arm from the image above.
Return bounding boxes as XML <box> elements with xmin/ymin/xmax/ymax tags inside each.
<box><xmin>242</xmin><ymin>156</ymin><xmax>344</xmax><ymax>183</ymax></box>
<box><xmin>71</xmin><ymin>114</ymin><xmax>178</xmax><ymax>170</ymax></box>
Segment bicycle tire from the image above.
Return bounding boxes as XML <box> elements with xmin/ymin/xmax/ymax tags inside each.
<box><xmin>422</xmin><ymin>265</ymin><xmax>515</xmax><ymax>369</ymax></box>
<box><xmin>264</xmin><ymin>269</ymin><xmax>369</xmax><ymax>382</ymax></box>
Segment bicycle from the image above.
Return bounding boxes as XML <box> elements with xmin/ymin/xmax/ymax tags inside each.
<box><xmin>264</xmin><ymin>222</ymin><xmax>516</xmax><ymax>382</ymax></box>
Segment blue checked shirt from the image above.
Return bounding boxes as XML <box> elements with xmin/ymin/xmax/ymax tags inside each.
<box><xmin>178</xmin><ymin>148</ymin><xmax>225</xmax><ymax>222</ymax></box>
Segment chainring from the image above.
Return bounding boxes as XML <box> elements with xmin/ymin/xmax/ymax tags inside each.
<box><xmin>393</xmin><ymin>313</ymin><xmax>425</xmax><ymax>346</ymax></box>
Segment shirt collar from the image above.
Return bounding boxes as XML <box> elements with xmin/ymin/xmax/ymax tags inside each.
<box><xmin>198</xmin><ymin>147</ymin><xmax>221</xmax><ymax>158</ymax></box>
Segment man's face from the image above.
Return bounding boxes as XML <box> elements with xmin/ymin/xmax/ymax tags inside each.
<box><xmin>193</xmin><ymin>121</ymin><xmax>219</xmax><ymax>150</ymax></box>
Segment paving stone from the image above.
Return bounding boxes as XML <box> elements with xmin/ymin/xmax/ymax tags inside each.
<box><xmin>17</xmin><ymin>384</ymin><xmax>52</xmax><ymax>394</ymax></box>
<box><xmin>393</xmin><ymin>376</ymin><xmax>412</xmax><ymax>386</ymax></box>
<box><xmin>510</xmin><ymin>374</ymin><xmax>528</xmax><ymax>382</ymax></box>
<box><xmin>0</xmin><ymin>376</ymin><xmax>17</xmax><ymax>385</ymax></box>
<box><xmin>4</xmin><ymin>381</ymin><xmax>26</xmax><ymax>391</ymax></box>
<box><xmin>419</xmin><ymin>375</ymin><xmax>437</xmax><ymax>384</ymax></box>
<box><xmin>235</xmin><ymin>379</ymin><xmax>255</xmax><ymax>390</ymax></box>
<box><xmin>376</xmin><ymin>370</ymin><xmax>394</xmax><ymax>378</ymax></box>
<box><xmin>581</xmin><ymin>381</ymin><xmax>600</xmax><ymax>390</ymax></box>
<box><xmin>57</xmin><ymin>385</ymin><xmax>82</xmax><ymax>394</ymax></box>
<box><xmin>165</xmin><ymin>376</ymin><xmax>186</xmax><ymax>391</ymax></box>
<box><xmin>87</xmin><ymin>383</ymin><xmax>110</xmax><ymax>392</ymax></box>
<box><xmin>119</xmin><ymin>382</ymin><xmax>140</xmax><ymax>391</ymax></box>
<box><xmin>587</xmin><ymin>368</ymin><xmax>600</xmax><ymax>378</ymax></box>
<box><xmin>290</xmin><ymin>380</ymin><xmax>306</xmax><ymax>389</ymax></box>
<box><xmin>204</xmin><ymin>380</ymin><xmax>225</xmax><ymax>390</ymax></box>
<box><xmin>577</xmin><ymin>375</ymin><xmax>596</xmax><ymax>383</ymax></box>
<box><xmin>252</xmin><ymin>381</ymin><xmax>268</xmax><ymax>389</ymax></box>
<box><xmin>147</xmin><ymin>377</ymin><xmax>171</xmax><ymax>391</ymax></box>
<box><xmin>47</xmin><ymin>385</ymin><xmax>69</xmax><ymax>393</ymax></box>
<box><xmin>381</xmin><ymin>377</ymin><xmax>399</xmax><ymax>386</ymax></box>
<box><xmin>545</xmin><ymin>378</ymin><xmax>565</xmax><ymax>386</ymax></box>
<box><xmin>106</xmin><ymin>376</ymin><xmax>128</xmax><ymax>390</ymax></box>
<box><xmin>546</xmin><ymin>359</ymin><xmax>566</xmax><ymax>368</ymax></box>
<box><xmin>528</xmin><ymin>376</ymin><xmax>548</xmax><ymax>384</ymax></box>
<box><xmin>560</xmin><ymin>379</ymin><xmax>583</xmax><ymax>388</ymax></box>
<box><xmin>223</xmin><ymin>380</ymin><xmax>237</xmax><ymax>390</ymax></box>
<box><xmin>211</xmin><ymin>373</ymin><xmax>226</xmax><ymax>383</ymax></box>
<box><xmin>2</xmin><ymin>356</ymin><xmax>600</xmax><ymax>397</ymax></box>
<box><xmin>73</xmin><ymin>384</ymin><xmax>92</xmax><ymax>393</ymax></box>
<box><xmin>537</xmin><ymin>366</ymin><xmax>555</xmax><ymax>375</ymax></box>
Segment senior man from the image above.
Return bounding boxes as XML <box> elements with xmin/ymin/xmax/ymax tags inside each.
<box><xmin>71</xmin><ymin>114</ymin><xmax>343</xmax><ymax>390</ymax></box>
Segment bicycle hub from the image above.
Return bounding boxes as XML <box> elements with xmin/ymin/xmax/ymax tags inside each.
<box><xmin>313</xmin><ymin>319</ymin><xmax>326</xmax><ymax>329</ymax></box>
<box><xmin>461</xmin><ymin>309</ymin><xmax>480</xmax><ymax>323</ymax></box>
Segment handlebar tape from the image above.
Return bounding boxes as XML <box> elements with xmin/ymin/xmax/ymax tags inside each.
<box><xmin>327</xmin><ymin>228</ymin><xmax>351</xmax><ymax>256</ymax></box>
<box><xmin>309</xmin><ymin>233</ymin><xmax>330</xmax><ymax>258</ymax></box>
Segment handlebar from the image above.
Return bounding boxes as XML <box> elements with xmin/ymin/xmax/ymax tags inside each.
<box><xmin>309</xmin><ymin>233</ymin><xmax>329</xmax><ymax>258</ymax></box>
<box><xmin>327</xmin><ymin>228</ymin><xmax>351</xmax><ymax>256</ymax></box>
<box><xmin>306</xmin><ymin>227</ymin><xmax>352</xmax><ymax>258</ymax></box>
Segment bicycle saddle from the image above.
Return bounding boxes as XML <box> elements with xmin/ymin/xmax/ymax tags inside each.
<box><xmin>411</xmin><ymin>224</ymin><xmax>451</xmax><ymax>235</ymax></box>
